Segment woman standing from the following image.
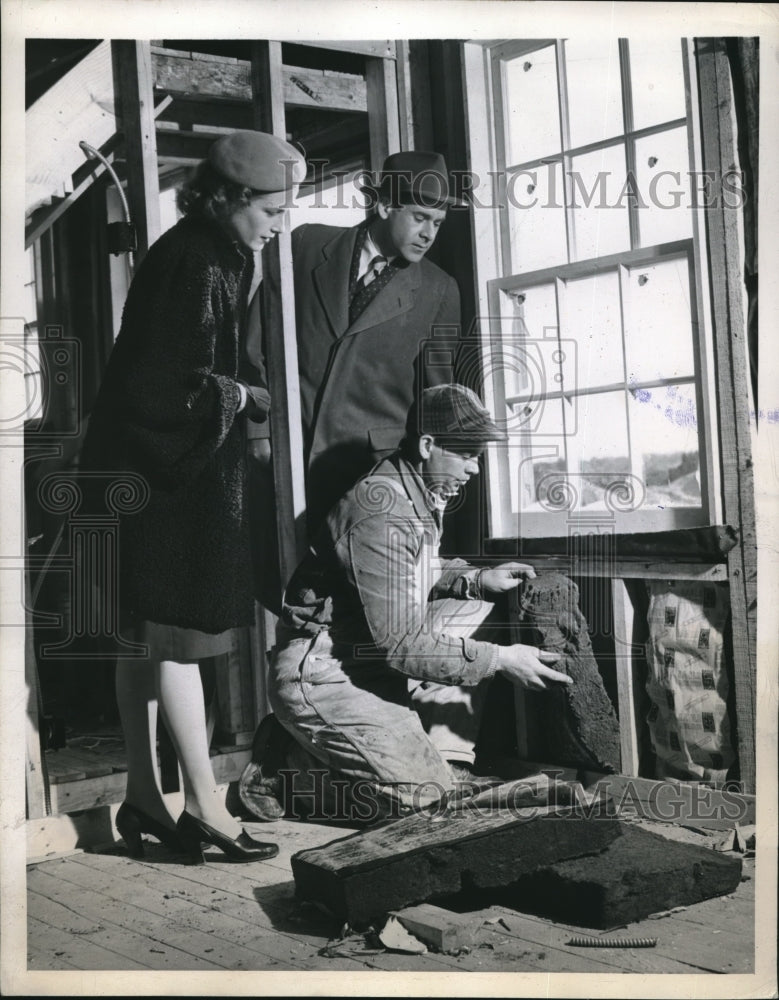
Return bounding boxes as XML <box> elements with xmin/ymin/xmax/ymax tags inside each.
<box><xmin>80</xmin><ymin>131</ymin><xmax>305</xmax><ymax>862</ymax></box>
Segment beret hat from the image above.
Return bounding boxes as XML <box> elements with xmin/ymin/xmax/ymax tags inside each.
<box><xmin>208</xmin><ymin>130</ymin><xmax>306</xmax><ymax>192</ymax></box>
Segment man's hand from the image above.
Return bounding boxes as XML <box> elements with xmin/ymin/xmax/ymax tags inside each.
<box><xmin>497</xmin><ymin>644</ymin><xmax>571</xmax><ymax>690</ymax></box>
<box><xmin>478</xmin><ymin>562</ymin><xmax>537</xmax><ymax>593</ymax></box>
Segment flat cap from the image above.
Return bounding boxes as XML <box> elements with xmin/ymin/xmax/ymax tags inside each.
<box><xmin>208</xmin><ymin>130</ymin><xmax>306</xmax><ymax>192</ymax></box>
<box><xmin>407</xmin><ymin>384</ymin><xmax>507</xmax><ymax>446</ymax></box>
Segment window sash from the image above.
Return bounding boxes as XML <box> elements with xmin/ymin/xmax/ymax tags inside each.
<box><xmin>466</xmin><ymin>38</ymin><xmax>720</xmax><ymax>538</ymax></box>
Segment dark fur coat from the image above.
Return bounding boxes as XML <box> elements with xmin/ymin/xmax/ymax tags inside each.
<box><xmin>80</xmin><ymin>214</ymin><xmax>268</xmax><ymax>633</ymax></box>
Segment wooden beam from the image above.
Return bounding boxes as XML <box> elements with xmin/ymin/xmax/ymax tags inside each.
<box><xmin>152</xmin><ymin>50</ymin><xmax>367</xmax><ymax>114</ymax></box>
<box><xmin>695</xmin><ymin>39</ymin><xmax>756</xmax><ymax>794</ymax></box>
<box><xmin>366</xmin><ymin>56</ymin><xmax>401</xmax><ymax>169</ymax></box>
<box><xmin>395</xmin><ymin>40</ymin><xmax>415</xmax><ymax>151</ymax></box>
<box><xmin>250</xmin><ymin>41</ymin><xmax>308</xmax><ymax>587</ymax></box>
<box><xmin>111</xmin><ymin>41</ymin><xmax>161</xmax><ymax>261</ymax></box>
<box><xmin>611</xmin><ymin>578</ymin><xmax>644</xmax><ymax>776</ymax></box>
<box><xmin>296</xmin><ymin>39</ymin><xmax>396</xmax><ymax>59</ymax></box>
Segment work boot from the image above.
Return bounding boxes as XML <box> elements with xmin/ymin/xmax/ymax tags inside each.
<box><xmin>238</xmin><ymin>713</ymin><xmax>291</xmax><ymax>821</ymax></box>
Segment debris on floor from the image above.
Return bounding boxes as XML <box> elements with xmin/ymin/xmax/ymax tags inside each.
<box><xmin>378</xmin><ymin>915</ymin><xmax>427</xmax><ymax>954</ymax></box>
<box><xmin>714</xmin><ymin>822</ymin><xmax>756</xmax><ymax>856</ymax></box>
<box><xmin>390</xmin><ymin>903</ymin><xmax>483</xmax><ymax>954</ymax></box>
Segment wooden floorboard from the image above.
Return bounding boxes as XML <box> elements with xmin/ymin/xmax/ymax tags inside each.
<box><xmin>25</xmin><ymin>816</ymin><xmax>755</xmax><ymax>975</ymax></box>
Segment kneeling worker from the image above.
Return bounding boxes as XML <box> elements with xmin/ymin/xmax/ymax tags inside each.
<box><xmin>240</xmin><ymin>384</ymin><xmax>572</xmax><ymax>823</ymax></box>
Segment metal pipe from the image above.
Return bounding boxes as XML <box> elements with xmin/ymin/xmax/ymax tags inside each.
<box><xmin>79</xmin><ymin>141</ymin><xmax>132</xmax><ymax>225</ymax></box>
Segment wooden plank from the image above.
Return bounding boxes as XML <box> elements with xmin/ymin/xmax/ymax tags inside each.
<box><xmin>27</xmin><ymin>914</ymin><xmax>150</xmax><ymax>970</ymax></box>
<box><xmin>486</xmin><ymin>905</ymin><xmax>746</xmax><ymax>974</ymax></box>
<box><xmin>296</xmin><ymin>40</ymin><xmax>396</xmax><ymax>59</ymax></box>
<box><xmin>694</xmin><ymin>39</ymin><xmax>756</xmax><ymax>793</ymax></box>
<box><xmin>498</xmin><ymin>557</ymin><xmax>727</xmax><ymax>581</ymax></box>
<box><xmin>26</xmin><ymin>40</ymin><xmax>116</xmax><ymax>216</ymax></box>
<box><xmin>26</xmin><ymin>939</ymin><xmax>82</xmax><ymax>971</ymax></box>
<box><xmin>48</xmin><ymin>770</ymin><xmax>126</xmax><ymax>812</ymax></box>
<box><xmin>41</xmin><ymin>750</ymin><xmax>247</xmax><ymax>818</ymax></box>
<box><xmin>153</xmin><ymin>51</ymin><xmax>367</xmax><ymax>113</ymax></box>
<box><xmin>27</xmin><ymin>864</ymin><xmax>305</xmax><ymax>971</ymax></box>
<box><xmin>63</xmin><ymin>852</ymin><xmax>457</xmax><ymax>971</ymax></box>
<box><xmin>27</xmin><ymin>879</ymin><xmax>228</xmax><ymax>970</ymax></box>
<box><xmin>366</xmin><ymin>56</ymin><xmax>401</xmax><ymax>169</ymax></box>
<box><xmin>611</xmin><ymin>578</ymin><xmax>641</xmax><ymax>776</ymax></box>
<box><xmin>57</xmin><ymin>857</ymin><xmax>335</xmax><ymax>967</ymax></box>
<box><xmin>48</xmin><ymin>747</ymin><xmax>113</xmax><ymax>779</ymax></box>
<box><xmin>44</xmin><ymin>752</ymin><xmax>87</xmax><ymax>784</ymax></box>
<box><xmin>111</xmin><ymin>40</ymin><xmax>161</xmax><ymax>261</ymax></box>
<box><xmin>395</xmin><ymin>40</ymin><xmax>415</xmax><ymax>152</ymax></box>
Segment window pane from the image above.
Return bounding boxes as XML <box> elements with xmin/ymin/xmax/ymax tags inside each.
<box><xmin>635</xmin><ymin>126</ymin><xmax>693</xmax><ymax>246</ymax></box>
<box><xmin>628</xmin><ymin>383</ymin><xmax>701</xmax><ymax>508</ymax></box>
<box><xmin>499</xmin><ymin>282</ymin><xmax>558</xmax><ymax>343</ymax></box>
<box><xmin>504</xmin><ymin>45</ymin><xmax>561</xmax><ymax>165</ymax></box>
<box><xmin>538</xmin><ymin>390</ymin><xmax>632</xmax><ymax>512</ymax></box>
<box><xmin>508</xmin><ymin>161</ymin><xmax>568</xmax><ymax>271</ymax></box>
<box><xmin>629</xmin><ymin>38</ymin><xmax>686</xmax><ymax>131</ymax></box>
<box><xmin>507</xmin><ymin>395</ymin><xmax>565</xmax><ymax>513</ymax></box>
<box><xmin>499</xmin><ymin>283</ymin><xmax>571</xmax><ymax>414</ymax></box>
<box><xmin>624</xmin><ymin>257</ymin><xmax>695</xmax><ymax>383</ymax></box>
<box><xmin>561</xmin><ymin>270</ymin><xmax>625</xmax><ymax>388</ymax></box>
<box><xmin>569</xmin><ymin>143</ymin><xmax>631</xmax><ymax>260</ymax></box>
<box><xmin>564</xmin><ymin>38</ymin><xmax>624</xmax><ymax>149</ymax></box>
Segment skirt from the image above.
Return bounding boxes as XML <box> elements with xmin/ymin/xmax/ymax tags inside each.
<box><xmin>122</xmin><ymin>617</ymin><xmax>235</xmax><ymax>661</ymax></box>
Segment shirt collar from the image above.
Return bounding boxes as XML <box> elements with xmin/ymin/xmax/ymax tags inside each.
<box><xmin>358</xmin><ymin>229</ymin><xmax>396</xmax><ymax>280</ymax></box>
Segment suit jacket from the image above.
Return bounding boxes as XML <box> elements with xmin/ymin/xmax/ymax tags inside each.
<box><xmin>291</xmin><ymin>222</ymin><xmax>461</xmax><ymax>526</ymax></box>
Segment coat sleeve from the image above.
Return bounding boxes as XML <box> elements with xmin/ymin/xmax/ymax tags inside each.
<box><xmin>342</xmin><ymin>509</ymin><xmax>498</xmax><ymax>685</ymax></box>
<box><xmin>118</xmin><ymin>245</ymin><xmax>246</xmax><ymax>486</ymax></box>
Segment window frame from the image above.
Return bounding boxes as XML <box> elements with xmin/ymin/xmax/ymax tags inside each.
<box><xmin>464</xmin><ymin>36</ymin><xmax>722</xmax><ymax>539</ymax></box>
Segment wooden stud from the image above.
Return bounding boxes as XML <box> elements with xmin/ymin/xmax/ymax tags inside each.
<box><xmin>395</xmin><ymin>41</ymin><xmax>415</xmax><ymax>152</ymax></box>
<box><xmin>611</xmin><ymin>578</ymin><xmax>643</xmax><ymax>776</ymax></box>
<box><xmin>250</xmin><ymin>41</ymin><xmax>308</xmax><ymax>592</ymax></box>
<box><xmin>111</xmin><ymin>41</ymin><xmax>161</xmax><ymax>261</ymax></box>
<box><xmin>366</xmin><ymin>56</ymin><xmax>401</xmax><ymax>169</ymax></box>
<box><xmin>694</xmin><ymin>39</ymin><xmax>756</xmax><ymax>793</ymax></box>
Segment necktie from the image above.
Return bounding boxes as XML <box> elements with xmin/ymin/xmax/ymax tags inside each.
<box><xmin>359</xmin><ymin>255</ymin><xmax>388</xmax><ymax>291</ymax></box>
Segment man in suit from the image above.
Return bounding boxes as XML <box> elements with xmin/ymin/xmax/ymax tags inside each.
<box><xmin>248</xmin><ymin>151</ymin><xmax>463</xmax><ymax>529</ymax></box>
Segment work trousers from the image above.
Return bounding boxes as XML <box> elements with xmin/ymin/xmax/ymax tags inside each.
<box><xmin>268</xmin><ymin>598</ymin><xmax>498</xmax><ymax>821</ymax></box>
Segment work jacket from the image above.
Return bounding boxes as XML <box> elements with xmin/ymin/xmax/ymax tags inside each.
<box><xmin>280</xmin><ymin>454</ymin><xmax>500</xmax><ymax>686</ymax></box>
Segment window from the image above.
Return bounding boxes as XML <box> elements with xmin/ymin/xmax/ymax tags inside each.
<box><xmin>466</xmin><ymin>38</ymin><xmax>719</xmax><ymax>537</ymax></box>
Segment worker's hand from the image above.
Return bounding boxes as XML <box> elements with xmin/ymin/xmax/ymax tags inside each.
<box><xmin>478</xmin><ymin>562</ymin><xmax>536</xmax><ymax>593</ymax></box>
<box><xmin>497</xmin><ymin>644</ymin><xmax>571</xmax><ymax>691</ymax></box>
<box><xmin>248</xmin><ymin>437</ymin><xmax>272</xmax><ymax>466</ymax></box>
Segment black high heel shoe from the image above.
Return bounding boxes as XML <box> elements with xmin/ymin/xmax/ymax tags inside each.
<box><xmin>176</xmin><ymin>810</ymin><xmax>280</xmax><ymax>864</ymax></box>
<box><xmin>115</xmin><ymin>802</ymin><xmax>184</xmax><ymax>858</ymax></box>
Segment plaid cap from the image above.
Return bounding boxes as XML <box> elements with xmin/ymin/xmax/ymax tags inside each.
<box><xmin>407</xmin><ymin>384</ymin><xmax>507</xmax><ymax>446</ymax></box>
